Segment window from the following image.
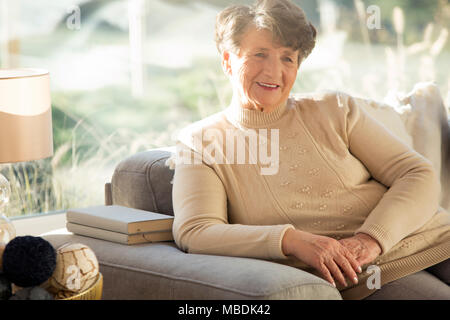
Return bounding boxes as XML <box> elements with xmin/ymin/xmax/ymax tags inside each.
<box><xmin>1</xmin><ymin>0</ymin><xmax>449</xmax><ymax>218</ymax></box>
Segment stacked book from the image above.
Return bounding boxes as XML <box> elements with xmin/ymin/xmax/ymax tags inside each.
<box><xmin>66</xmin><ymin>205</ymin><xmax>174</xmax><ymax>245</ymax></box>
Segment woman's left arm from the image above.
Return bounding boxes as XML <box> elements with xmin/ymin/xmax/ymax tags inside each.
<box><xmin>342</xmin><ymin>94</ymin><xmax>441</xmax><ymax>256</ymax></box>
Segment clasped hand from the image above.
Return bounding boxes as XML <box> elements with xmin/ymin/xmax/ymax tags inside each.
<box><xmin>282</xmin><ymin>229</ymin><xmax>382</xmax><ymax>288</ymax></box>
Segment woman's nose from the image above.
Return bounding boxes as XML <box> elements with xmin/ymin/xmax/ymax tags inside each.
<box><xmin>262</xmin><ymin>56</ymin><xmax>281</xmax><ymax>78</ymax></box>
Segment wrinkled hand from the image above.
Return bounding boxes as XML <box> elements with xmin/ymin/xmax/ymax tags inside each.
<box><xmin>338</xmin><ymin>233</ymin><xmax>382</xmax><ymax>266</ymax></box>
<box><xmin>282</xmin><ymin>229</ymin><xmax>362</xmax><ymax>287</ymax></box>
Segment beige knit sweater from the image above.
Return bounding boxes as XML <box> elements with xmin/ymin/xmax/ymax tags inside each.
<box><xmin>171</xmin><ymin>91</ymin><xmax>450</xmax><ymax>300</ymax></box>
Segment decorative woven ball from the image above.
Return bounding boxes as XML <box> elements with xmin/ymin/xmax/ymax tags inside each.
<box><xmin>2</xmin><ymin>236</ymin><xmax>56</xmax><ymax>287</ymax></box>
<box><xmin>49</xmin><ymin>243</ymin><xmax>99</xmax><ymax>293</ymax></box>
<box><xmin>55</xmin><ymin>290</ymin><xmax>75</xmax><ymax>300</ymax></box>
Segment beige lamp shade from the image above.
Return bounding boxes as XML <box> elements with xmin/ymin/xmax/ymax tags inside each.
<box><xmin>0</xmin><ymin>68</ymin><xmax>53</xmax><ymax>163</ymax></box>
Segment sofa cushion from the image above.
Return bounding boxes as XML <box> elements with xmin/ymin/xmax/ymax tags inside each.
<box><xmin>350</xmin><ymin>83</ymin><xmax>449</xmax><ymax>211</ymax></box>
<box><xmin>352</xmin><ymin>96</ymin><xmax>413</xmax><ymax>148</ymax></box>
<box><xmin>394</xmin><ymin>83</ymin><xmax>450</xmax><ymax>211</ymax></box>
<box><xmin>42</xmin><ymin>230</ymin><xmax>342</xmax><ymax>300</ymax></box>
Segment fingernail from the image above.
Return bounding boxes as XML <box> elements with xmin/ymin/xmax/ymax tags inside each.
<box><xmin>331</xmin><ymin>282</ymin><xmax>336</xmax><ymax>288</ymax></box>
<box><xmin>353</xmin><ymin>277</ymin><xmax>358</xmax><ymax>284</ymax></box>
<box><xmin>357</xmin><ymin>266</ymin><xmax>362</xmax><ymax>273</ymax></box>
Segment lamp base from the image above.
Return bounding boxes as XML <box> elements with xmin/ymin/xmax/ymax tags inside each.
<box><xmin>0</xmin><ymin>173</ymin><xmax>11</xmax><ymax>210</ymax></box>
<box><xmin>0</xmin><ymin>172</ymin><xmax>15</xmax><ymax>249</ymax></box>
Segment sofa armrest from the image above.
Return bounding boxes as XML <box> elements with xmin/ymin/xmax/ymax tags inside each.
<box><xmin>108</xmin><ymin>147</ymin><xmax>176</xmax><ymax>215</ymax></box>
<box><xmin>43</xmin><ymin>232</ymin><xmax>342</xmax><ymax>300</ymax></box>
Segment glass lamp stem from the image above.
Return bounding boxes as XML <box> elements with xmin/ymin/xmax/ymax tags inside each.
<box><xmin>0</xmin><ymin>172</ymin><xmax>11</xmax><ymax>213</ymax></box>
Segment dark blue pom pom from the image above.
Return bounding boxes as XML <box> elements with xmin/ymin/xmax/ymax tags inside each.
<box><xmin>2</xmin><ymin>236</ymin><xmax>56</xmax><ymax>287</ymax></box>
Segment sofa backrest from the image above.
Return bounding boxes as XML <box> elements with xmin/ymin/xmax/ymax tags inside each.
<box><xmin>109</xmin><ymin>147</ymin><xmax>176</xmax><ymax>215</ymax></box>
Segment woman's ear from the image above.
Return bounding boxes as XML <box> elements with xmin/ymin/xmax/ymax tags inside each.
<box><xmin>222</xmin><ymin>51</ymin><xmax>232</xmax><ymax>76</ymax></box>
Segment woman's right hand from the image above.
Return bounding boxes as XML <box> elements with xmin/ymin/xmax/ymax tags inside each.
<box><xmin>282</xmin><ymin>228</ymin><xmax>362</xmax><ymax>287</ymax></box>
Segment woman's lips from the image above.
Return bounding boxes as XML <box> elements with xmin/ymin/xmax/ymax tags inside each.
<box><xmin>256</xmin><ymin>82</ymin><xmax>280</xmax><ymax>91</ymax></box>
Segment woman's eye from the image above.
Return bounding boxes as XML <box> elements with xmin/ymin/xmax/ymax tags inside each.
<box><xmin>284</xmin><ymin>57</ymin><xmax>294</xmax><ymax>63</ymax></box>
<box><xmin>255</xmin><ymin>53</ymin><xmax>265</xmax><ymax>57</ymax></box>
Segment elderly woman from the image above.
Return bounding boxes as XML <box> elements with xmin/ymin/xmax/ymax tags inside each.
<box><xmin>171</xmin><ymin>0</ymin><xmax>450</xmax><ymax>300</ymax></box>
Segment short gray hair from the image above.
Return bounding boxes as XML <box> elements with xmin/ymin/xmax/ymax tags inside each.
<box><xmin>214</xmin><ymin>0</ymin><xmax>317</xmax><ymax>66</ymax></box>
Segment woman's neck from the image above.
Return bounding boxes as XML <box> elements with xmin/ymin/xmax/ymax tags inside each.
<box><xmin>226</xmin><ymin>94</ymin><xmax>290</xmax><ymax>128</ymax></box>
<box><xmin>230</xmin><ymin>95</ymin><xmax>281</xmax><ymax>114</ymax></box>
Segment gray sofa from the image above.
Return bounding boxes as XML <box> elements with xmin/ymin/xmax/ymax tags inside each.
<box><xmin>43</xmin><ymin>84</ymin><xmax>450</xmax><ymax>300</ymax></box>
<box><xmin>44</xmin><ymin>145</ymin><xmax>342</xmax><ymax>300</ymax></box>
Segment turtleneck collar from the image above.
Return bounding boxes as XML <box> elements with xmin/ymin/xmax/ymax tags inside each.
<box><xmin>224</xmin><ymin>98</ymin><xmax>289</xmax><ymax>128</ymax></box>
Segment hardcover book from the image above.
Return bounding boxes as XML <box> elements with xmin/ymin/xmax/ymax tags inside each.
<box><xmin>66</xmin><ymin>222</ymin><xmax>174</xmax><ymax>245</ymax></box>
<box><xmin>66</xmin><ymin>205</ymin><xmax>174</xmax><ymax>234</ymax></box>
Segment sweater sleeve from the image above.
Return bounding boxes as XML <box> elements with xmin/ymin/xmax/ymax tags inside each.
<box><xmin>171</xmin><ymin>141</ymin><xmax>295</xmax><ymax>260</ymax></box>
<box><xmin>344</xmin><ymin>94</ymin><xmax>441</xmax><ymax>254</ymax></box>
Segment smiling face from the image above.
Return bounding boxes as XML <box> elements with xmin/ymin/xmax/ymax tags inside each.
<box><xmin>222</xmin><ymin>25</ymin><xmax>300</xmax><ymax>113</ymax></box>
